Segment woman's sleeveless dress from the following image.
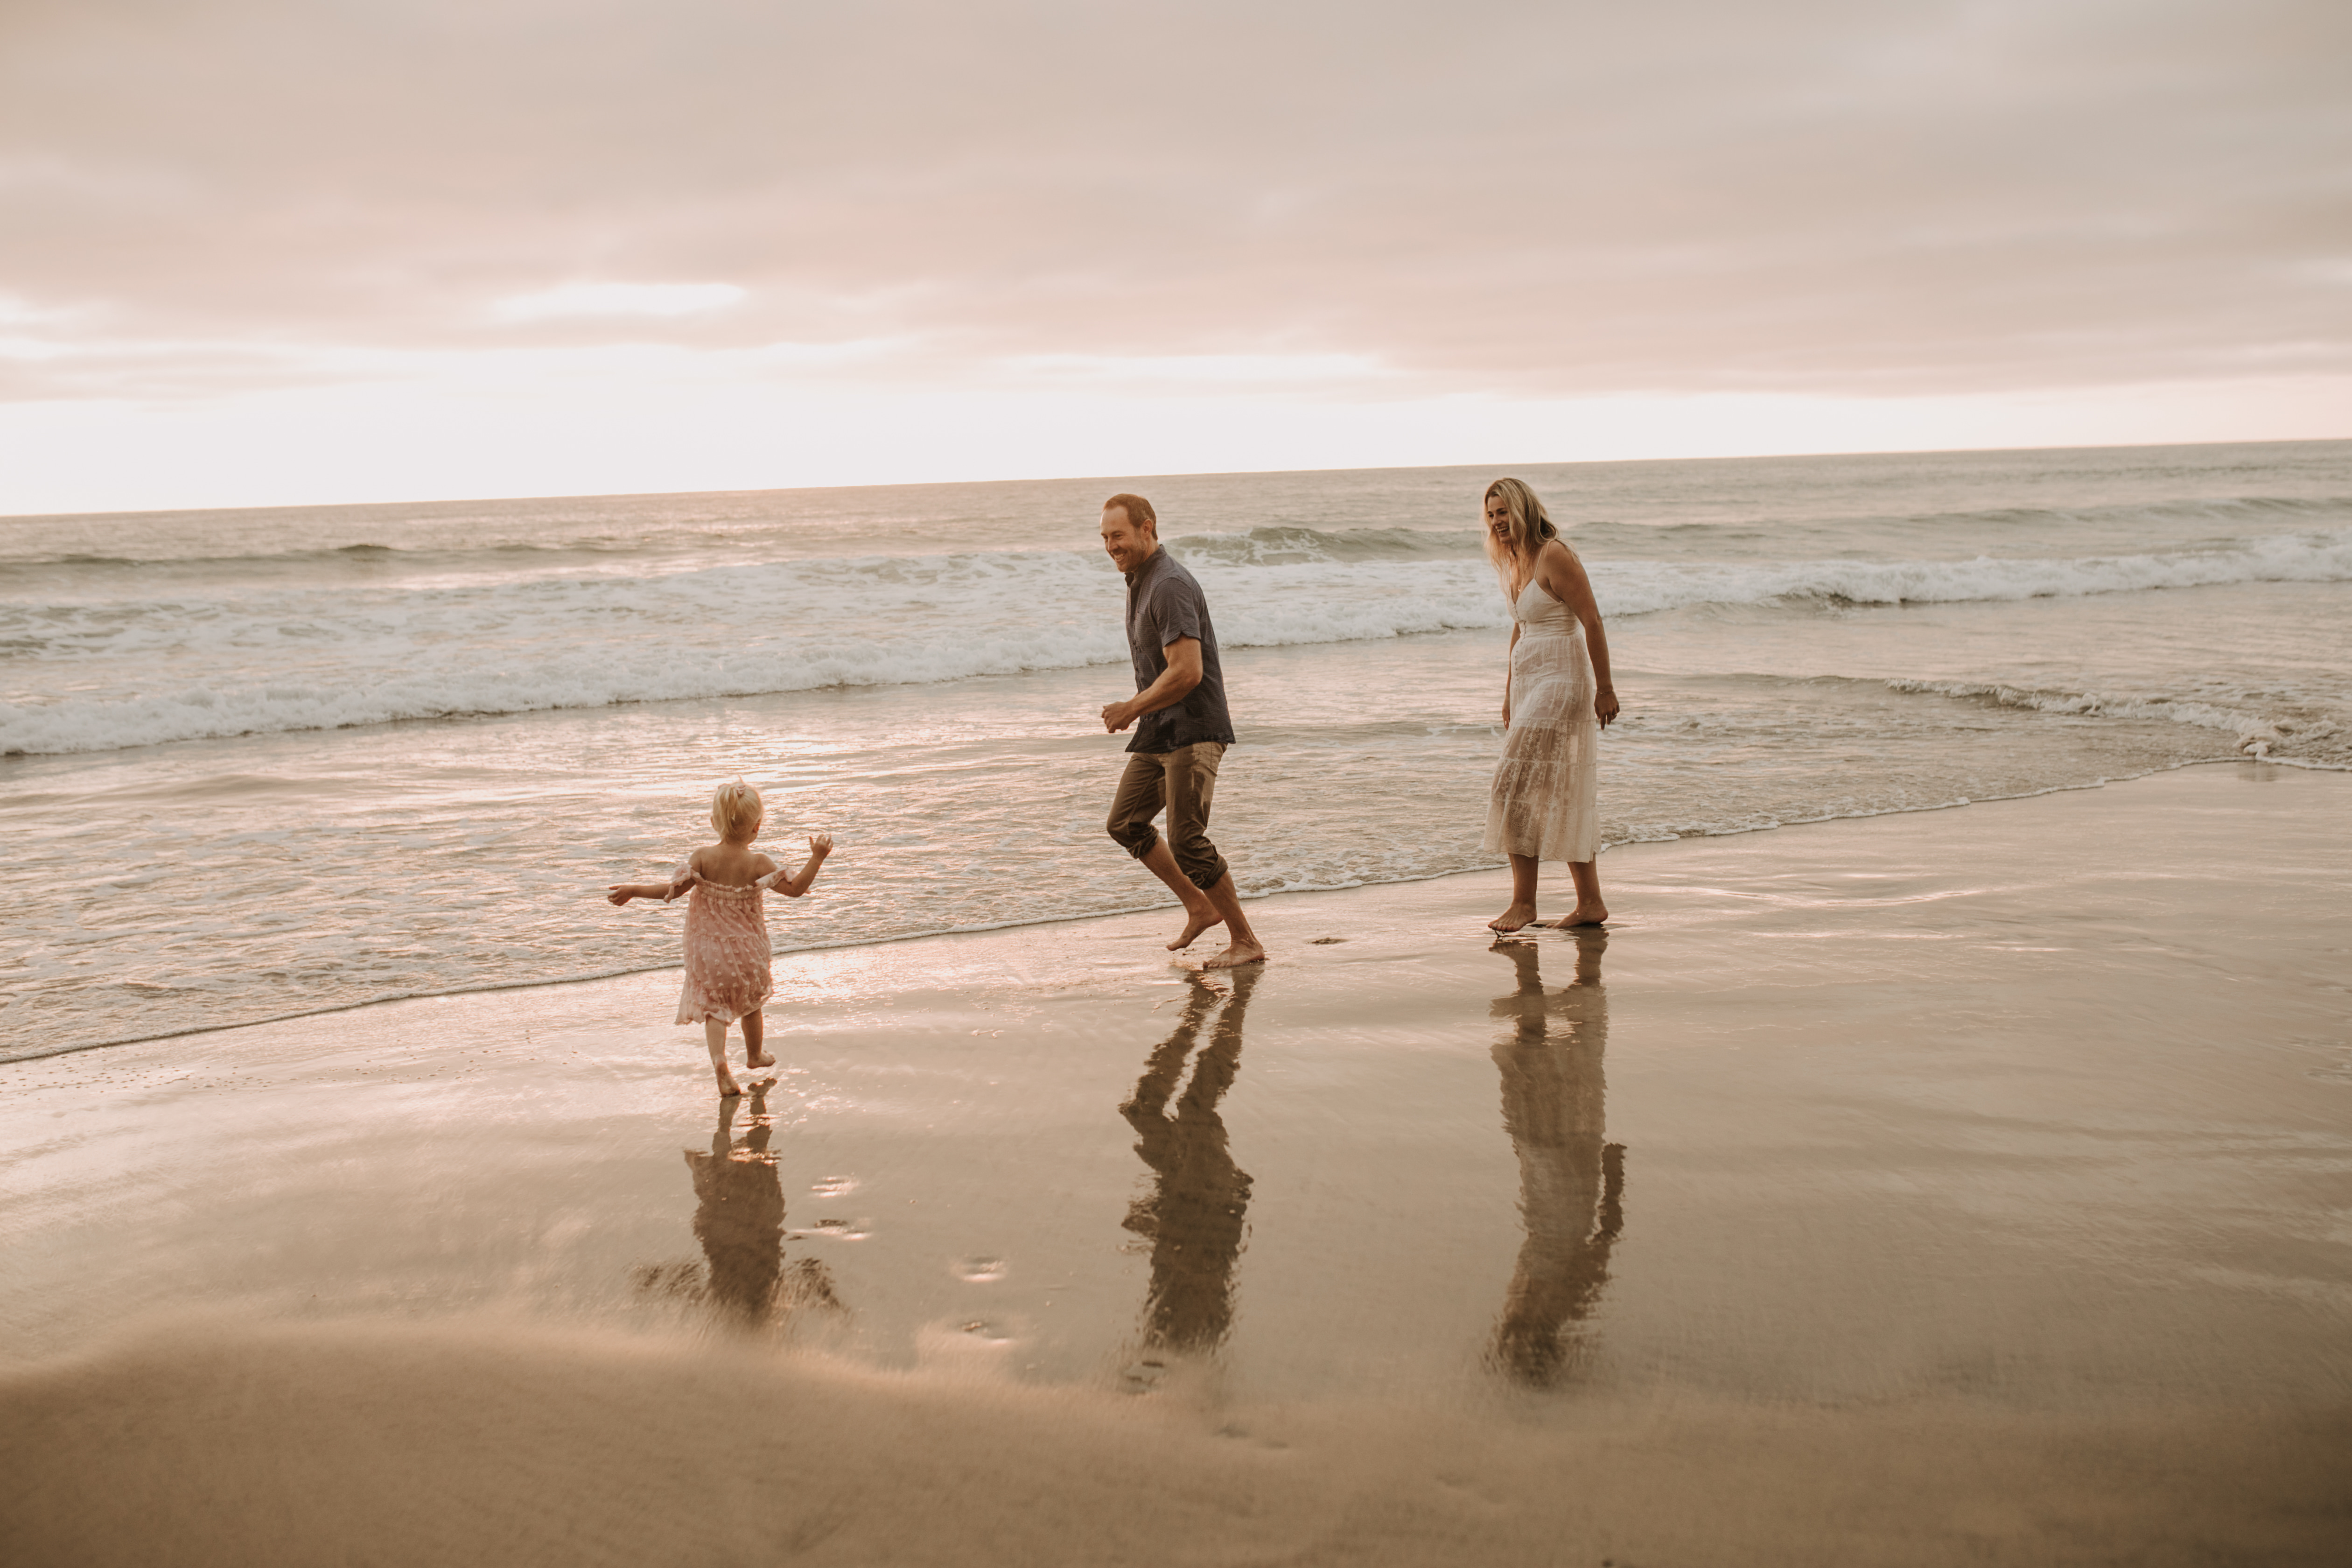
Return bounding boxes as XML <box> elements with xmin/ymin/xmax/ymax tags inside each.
<box><xmin>674</xmin><ymin>867</ymin><xmax>782</xmax><ymax>1026</ymax></box>
<box><xmin>1483</xmin><ymin>577</ymin><xmax>1601</xmax><ymax>864</ymax></box>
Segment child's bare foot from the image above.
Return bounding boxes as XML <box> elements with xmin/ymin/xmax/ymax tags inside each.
<box><xmin>1488</xmin><ymin>903</ymin><xmax>1539</xmax><ymax>932</ymax></box>
<box><xmin>746</xmin><ymin>1047</ymin><xmax>775</xmax><ymax>1068</ymax></box>
<box><xmin>1203</xmin><ymin>938</ymin><xmax>1265</xmax><ymax>968</ymax></box>
<box><xmin>1553</xmin><ymin>902</ymin><xmax>1608</xmax><ymax>928</ymax></box>
<box><xmin>715</xmin><ymin>1070</ymin><xmax>742</xmax><ymax>1097</ymax></box>
<box><xmin>1166</xmin><ymin>902</ymin><xmax>1222</xmax><ymax>952</ymax></box>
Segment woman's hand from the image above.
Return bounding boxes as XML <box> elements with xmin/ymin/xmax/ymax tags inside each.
<box><xmin>1595</xmin><ymin>686</ymin><xmax>1619</xmax><ymax>728</ymax></box>
<box><xmin>1501</xmin><ymin>700</ymin><xmax>1511</xmax><ymax>726</ymax></box>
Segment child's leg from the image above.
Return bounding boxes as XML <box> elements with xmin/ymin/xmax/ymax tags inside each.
<box><xmin>743</xmin><ymin>1009</ymin><xmax>774</xmax><ymax>1069</ymax></box>
<box><xmin>703</xmin><ymin>1019</ymin><xmax>741</xmax><ymax>1096</ymax></box>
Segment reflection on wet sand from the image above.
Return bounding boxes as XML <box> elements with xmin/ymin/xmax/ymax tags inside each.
<box><xmin>636</xmin><ymin>1079</ymin><xmax>842</xmax><ymax>1326</ymax></box>
<box><xmin>1490</xmin><ymin>929</ymin><xmax>1625</xmax><ymax>1386</ymax></box>
<box><xmin>1120</xmin><ymin>970</ymin><xmax>1258</xmax><ymax>1358</ymax></box>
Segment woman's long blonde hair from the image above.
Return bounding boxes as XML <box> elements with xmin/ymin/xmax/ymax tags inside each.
<box><xmin>1482</xmin><ymin>477</ymin><xmax>1559</xmax><ymax>601</ymax></box>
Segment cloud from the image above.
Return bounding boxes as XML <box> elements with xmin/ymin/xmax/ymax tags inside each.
<box><xmin>0</xmin><ymin>0</ymin><xmax>2346</xmax><ymax>505</ymax></box>
<box><xmin>490</xmin><ymin>281</ymin><xmax>746</xmax><ymax>322</ymax></box>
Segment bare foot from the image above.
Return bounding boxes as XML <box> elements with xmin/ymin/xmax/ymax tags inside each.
<box><xmin>1553</xmin><ymin>903</ymin><xmax>1608</xmax><ymax>928</ymax></box>
<box><xmin>1202</xmin><ymin>939</ymin><xmax>1266</xmax><ymax>969</ymax></box>
<box><xmin>715</xmin><ymin>1071</ymin><xmax>742</xmax><ymax>1097</ymax></box>
<box><xmin>1488</xmin><ymin>903</ymin><xmax>1539</xmax><ymax>932</ymax></box>
<box><xmin>1165</xmin><ymin>902</ymin><xmax>1222</xmax><ymax>952</ymax></box>
<box><xmin>745</xmin><ymin>1048</ymin><xmax>776</xmax><ymax>1068</ymax></box>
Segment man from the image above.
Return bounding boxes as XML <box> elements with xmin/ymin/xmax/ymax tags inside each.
<box><xmin>1098</xmin><ymin>493</ymin><xmax>1265</xmax><ymax>968</ymax></box>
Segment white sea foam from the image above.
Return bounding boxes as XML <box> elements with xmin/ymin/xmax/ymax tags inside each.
<box><xmin>5</xmin><ymin>528</ymin><xmax>2349</xmax><ymax>756</ymax></box>
<box><xmin>1884</xmin><ymin>679</ymin><xmax>2284</xmax><ymax>749</ymax></box>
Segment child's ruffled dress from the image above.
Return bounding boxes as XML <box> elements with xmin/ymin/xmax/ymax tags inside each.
<box><xmin>673</xmin><ymin>866</ymin><xmax>784</xmax><ymax>1026</ymax></box>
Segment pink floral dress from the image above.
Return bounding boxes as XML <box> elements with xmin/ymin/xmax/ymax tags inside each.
<box><xmin>673</xmin><ymin>865</ymin><xmax>783</xmax><ymax>1026</ymax></box>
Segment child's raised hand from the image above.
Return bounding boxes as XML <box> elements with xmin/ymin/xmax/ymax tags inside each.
<box><xmin>808</xmin><ymin>833</ymin><xmax>833</xmax><ymax>857</ymax></box>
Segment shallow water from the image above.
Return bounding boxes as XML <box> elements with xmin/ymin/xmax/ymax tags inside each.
<box><xmin>4</xmin><ymin>440</ymin><xmax>2348</xmax><ymax>1057</ymax></box>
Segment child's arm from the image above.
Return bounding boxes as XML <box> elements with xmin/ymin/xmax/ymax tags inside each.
<box><xmin>770</xmin><ymin>833</ymin><xmax>833</xmax><ymax>898</ymax></box>
<box><xmin>609</xmin><ymin>854</ymin><xmax>698</xmax><ymax>905</ymax></box>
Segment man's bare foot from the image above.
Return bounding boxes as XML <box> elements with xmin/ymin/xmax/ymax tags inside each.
<box><xmin>715</xmin><ymin>1071</ymin><xmax>742</xmax><ymax>1097</ymax></box>
<box><xmin>745</xmin><ymin>1048</ymin><xmax>776</xmax><ymax>1068</ymax></box>
<box><xmin>1553</xmin><ymin>903</ymin><xmax>1608</xmax><ymax>928</ymax></box>
<box><xmin>1488</xmin><ymin>903</ymin><xmax>1539</xmax><ymax>932</ymax></box>
<box><xmin>1166</xmin><ymin>902</ymin><xmax>1222</xmax><ymax>952</ymax></box>
<box><xmin>1202</xmin><ymin>939</ymin><xmax>1266</xmax><ymax>969</ymax></box>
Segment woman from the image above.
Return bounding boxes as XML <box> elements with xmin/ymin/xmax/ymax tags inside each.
<box><xmin>1482</xmin><ymin>477</ymin><xmax>1617</xmax><ymax>931</ymax></box>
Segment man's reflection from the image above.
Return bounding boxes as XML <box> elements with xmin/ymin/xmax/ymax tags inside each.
<box><xmin>662</xmin><ymin>1078</ymin><xmax>841</xmax><ymax>1327</ymax></box>
<box><xmin>1120</xmin><ymin>969</ymin><xmax>1257</xmax><ymax>1353</ymax></box>
<box><xmin>1489</xmin><ymin>929</ymin><xmax>1625</xmax><ymax>1386</ymax></box>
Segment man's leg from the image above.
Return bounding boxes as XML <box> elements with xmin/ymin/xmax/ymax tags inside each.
<box><xmin>1164</xmin><ymin>744</ymin><xmax>1264</xmax><ymax>967</ymax></box>
<box><xmin>1109</xmin><ymin>751</ymin><xmax>1218</xmax><ymax>938</ymax></box>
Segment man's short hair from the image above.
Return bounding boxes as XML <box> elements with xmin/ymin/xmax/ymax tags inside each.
<box><xmin>1103</xmin><ymin>492</ymin><xmax>1157</xmax><ymax>532</ymax></box>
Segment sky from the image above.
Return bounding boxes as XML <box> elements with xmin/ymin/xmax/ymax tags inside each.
<box><xmin>1</xmin><ymin>0</ymin><xmax>2347</xmax><ymax>514</ymax></box>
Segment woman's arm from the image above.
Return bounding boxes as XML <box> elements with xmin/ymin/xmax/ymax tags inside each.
<box><xmin>1502</xmin><ymin>621</ymin><xmax>1520</xmax><ymax>724</ymax></box>
<box><xmin>1538</xmin><ymin>543</ymin><xmax>1619</xmax><ymax>728</ymax></box>
<box><xmin>771</xmin><ymin>834</ymin><xmax>834</xmax><ymax>898</ymax></box>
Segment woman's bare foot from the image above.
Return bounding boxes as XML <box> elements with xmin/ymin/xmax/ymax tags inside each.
<box><xmin>1553</xmin><ymin>903</ymin><xmax>1608</xmax><ymax>928</ymax></box>
<box><xmin>1166</xmin><ymin>902</ymin><xmax>1222</xmax><ymax>952</ymax></box>
<box><xmin>1488</xmin><ymin>903</ymin><xmax>1539</xmax><ymax>932</ymax></box>
<box><xmin>1203</xmin><ymin>938</ymin><xmax>1266</xmax><ymax>968</ymax></box>
<box><xmin>745</xmin><ymin>1048</ymin><xmax>776</xmax><ymax>1068</ymax></box>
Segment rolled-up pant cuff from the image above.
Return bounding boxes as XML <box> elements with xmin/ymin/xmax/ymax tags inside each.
<box><xmin>1106</xmin><ymin>742</ymin><xmax>1229</xmax><ymax>892</ymax></box>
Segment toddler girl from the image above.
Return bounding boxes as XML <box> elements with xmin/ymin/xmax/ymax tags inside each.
<box><xmin>609</xmin><ymin>779</ymin><xmax>833</xmax><ymax>1097</ymax></box>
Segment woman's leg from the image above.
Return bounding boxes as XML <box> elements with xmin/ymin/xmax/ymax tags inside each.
<box><xmin>1490</xmin><ymin>853</ymin><xmax>1542</xmax><ymax>931</ymax></box>
<box><xmin>1556</xmin><ymin>860</ymin><xmax>1608</xmax><ymax>927</ymax></box>
<box><xmin>742</xmin><ymin>1008</ymin><xmax>774</xmax><ymax>1069</ymax></box>
<box><xmin>704</xmin><ymin>1019</ymin><xmax>741</xmax><ymax>1096</ymax></box>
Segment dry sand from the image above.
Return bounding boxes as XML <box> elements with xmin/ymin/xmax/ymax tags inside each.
<box><xmin>3</xmin><ymin>762</ymin><xmax>2348</xmax><ymax>1563</ymax></box>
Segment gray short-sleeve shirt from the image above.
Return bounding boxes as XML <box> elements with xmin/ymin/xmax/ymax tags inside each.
<box><xmin>1123</xmin><ymin>546</ymin><xmax>1236</xmax><ymax>754</ymax></box>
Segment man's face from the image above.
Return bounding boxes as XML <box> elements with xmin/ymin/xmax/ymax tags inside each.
<box><xmin>1100</xmin><ymin>506</ymin><xmax>1155</xmax><ymax>572</ymax></box>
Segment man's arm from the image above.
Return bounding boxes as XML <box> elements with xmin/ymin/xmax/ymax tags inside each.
<box><xmin>1101</xmin><ymin>637</ymin><xmax>1204</xmax><ymax>733</ymax></box>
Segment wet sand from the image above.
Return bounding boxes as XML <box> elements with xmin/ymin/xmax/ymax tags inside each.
<box><xmin>4</xmin><ymin>763</ymin><xmax>2349</xmax><ymax>1563</ymax></box>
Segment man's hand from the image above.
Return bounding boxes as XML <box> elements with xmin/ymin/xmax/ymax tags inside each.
<box><xmin>1101</xmin><ymin>700</ymin><xmax>1136</xmax><ymax>733</ymax></box>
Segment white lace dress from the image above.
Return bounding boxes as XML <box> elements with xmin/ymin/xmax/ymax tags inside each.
<box><xmin>1483</xmin><ymin>577</ymin><xmax>1601</xmax><ymax>863</ymax></box>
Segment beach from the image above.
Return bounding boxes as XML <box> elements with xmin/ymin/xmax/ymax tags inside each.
<box><xmin>5</xmin><ymin>761</ymin><xmax>2347</xmax><ymax>1563</ymax></box>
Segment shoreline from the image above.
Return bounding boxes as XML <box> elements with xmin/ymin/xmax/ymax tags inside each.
<box><xmin>5</xmin><ymin>759</ymin><xmax>2347</xmax><ymax>1561</ymax></box>
<box><xmin>11</xmin><ymin>752</ymin><xmax>2327</xmax><ymax>1066</ymax></box>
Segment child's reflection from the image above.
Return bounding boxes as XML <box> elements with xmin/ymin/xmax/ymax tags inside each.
<box><xmin>670</xmin><ymin>1078</ymin><xmax>842</xmax><ymax>1326</ymax></box>
<box><xmin>1120</xmin><ymin>968</ymin><xmax>1258</xmax><ymax>1353</ymax></box>
<box><xmin>1489</xmin><ymin>929</ymin><xmax>1625</xmax><ymax>1386</ymax></box>
<box><xmin>683</xmin><ymin>1079</ymin><xmax>787</xmax><ymax>1321</ymax></box>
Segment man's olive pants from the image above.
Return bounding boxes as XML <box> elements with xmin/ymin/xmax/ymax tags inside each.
<box><xmin>1105</xmin><ymin>742</ymin><xmax>1229</xmax><ymax>892</ymax></box>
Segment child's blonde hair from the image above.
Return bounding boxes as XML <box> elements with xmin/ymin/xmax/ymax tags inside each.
<box><xmin>710</xmin><ymin>778</ymin><xmax>764</xmax><ymax>842</ymax></box>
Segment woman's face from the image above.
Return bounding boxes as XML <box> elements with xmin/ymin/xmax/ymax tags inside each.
<box><xmin>1484</xmin><ymin>492</ymin><xmax>1515</xmax><ymax>544</ymax></box>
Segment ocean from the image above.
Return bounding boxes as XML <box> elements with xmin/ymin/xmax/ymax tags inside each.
<box><xmin>4</xmin><ymin>440</ymin><xmax>2347</xmax><ymax>1061</ymax></box>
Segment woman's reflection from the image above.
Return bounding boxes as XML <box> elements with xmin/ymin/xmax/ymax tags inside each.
<box><xmin>660</xmin><ymin>1078</ymin><xmax>841</xmax><ymax>1327</ymax></box>
<box><xmin>1120</xmin><ymin>969</ymin><xmax>1258</xmax><ymax>1354</ymax></box>
<box><xmin>1489</xmin><ymin>929</ymin><xmax>1625</xmax><ymax>1386</ymax></box>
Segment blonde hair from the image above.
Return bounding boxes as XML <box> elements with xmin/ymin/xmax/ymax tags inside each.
<box><xmin>1482</xmin><ymin>476</ymin><xmax>1561</xmax><ymax>601</ymax></box>
<box><xmin>710</xmin><ymin>778</ymin><xmax>764</xmax><ymax>842</ymax></box>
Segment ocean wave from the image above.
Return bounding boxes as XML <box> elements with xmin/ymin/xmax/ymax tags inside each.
<box><xmin>5</xmin><ymin>530</ymin><xmax>2348</xmax><ymax>756</ymax></box>
<box><xmin>1595</xmin><ymin>528</ymin><xmax>2352</xmax><ymax>613</ymax></box>
<box><xmin>1884</xmin><ymin>678</ymin><xmax>2288</xmax><ymax>751</ymax></box>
